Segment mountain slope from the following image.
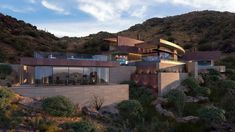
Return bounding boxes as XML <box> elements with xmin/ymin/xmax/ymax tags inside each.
<box><xmin>119</xmin><ymin>11</ymin><xmax>235</xmax><ymax>53</ymax></box>
<box><xmin>0</xmin><ymin>10</ymin><xmax>235</xmax><ymax>63</ymax></box>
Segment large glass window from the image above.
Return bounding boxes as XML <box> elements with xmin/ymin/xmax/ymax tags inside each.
<box><xmin>21</xmin><ymin>66</ymin><xmax>35</xmax><ymax>85</ymax></box>
<box><xmin>68</xmin><ymin>67</ymin><xmax>83</xmax><ymax>85</ymax></box>
<box><xmin>53</xmin><ymin>67</ymin><xmax>69</xmax><ymax>85</ymax></box>
<box><xmin>35</xmin><ymin>66</ymin><xmax>53</xmax><ymax>85</ymax></box>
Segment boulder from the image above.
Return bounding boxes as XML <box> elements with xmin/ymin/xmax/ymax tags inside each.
<box><xmin>176</xmin><ymin>116</ymin><xmax>199</xmax><ymax>123</ymax></box>
<box><xmin>82</xmin><ymin>106</ymin><xmax>103</xmax><ymax>119</ymax></box>
<box><xmin>185</xmin><ymin>96</ymin><xmax>209</xmax><ymax>103</ymax></box>
<box><xmin>155</xmin><ymin>104</ymin><xmax>175</xmax><ymax>119</ymax></box>
<box><xmin>152</xmin><ymin>97</ymin><xmax>168</xmax><ymax>105</ymax></box>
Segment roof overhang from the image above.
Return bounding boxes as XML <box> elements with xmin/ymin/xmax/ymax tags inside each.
<box><xmin>21</xmin><ymin>57</ymin><xmax>119</xmax><ymax>67</ymax></box>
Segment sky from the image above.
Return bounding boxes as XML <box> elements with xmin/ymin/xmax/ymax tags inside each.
<box><xmin>0</xmin><ymin>0</ymin><xmax>235</xmax><ymax>37</ymax></box>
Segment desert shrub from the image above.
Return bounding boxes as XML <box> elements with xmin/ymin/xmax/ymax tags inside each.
<box><xmin>117</xmin><ymin>100</ymin><xmax>143</xmax><ymax>128</ymax></box>
<box><xmin>210</xmin><ymin>80</ymin><xmax>235</xmax><ymax>102</ymax></box>
<box><xmin>0</xmin><ymin>64</ymin><xmax>12</xmax><ymax>80</ymax></box>
<box><xmin>166</xmin><ymin>89</ymin><xmax>186</xmax><ymax>116</ymax></box>
<box><xmin>225</xmin><ymin>69</ymin><xmax>235</xmax><ymax>81</ymax></box>
<box><xmin>42</xmin><ymin>96</ymin><xmax>75</xmax><ymax>117</ymax></box>
<box><xmin>218</xmin><ymin>56</ymin><xmax>235</xmax><ymax>69</ymax></box>
<box><xmin>175</xmin><ymin>123</ymin><xmax>203</xmax><ymax>132</ymax></box>
<box><xmin>208</xmin><ymin>69</ymin><xmax>220</xmax><ymax>76</ymax></box>
<box><xmin>0</xmin><ymin>87</ymin><xmax>15</xmax><ymax>110</ymax></box>
<box><xmin>220</xmin><ymin>94</ymin><xmax>235</xmax><ymax>113</ymax></box>
<box><xmin>182</xmin><ymin>78</ymin><xmax>210</xmax><ymax>96</ymax></box>
<box><xmin>60</xmin><ymin>121</ymin><xmax>96</xmax><ymax>132</ymax></box>
<box><xmin>28</xmin><ymin>116</ymin><xmax>59</xmax><ymax>131</ymax></box>
<box><xmin>183</xmin><ymin>102</ymin><xmax>203</xmax><ymax>116</ymax></box>
<box><xmin>0</xmin><ymin>88</ymin><xmax>21</xmax><ymax>129</ymax></box>
<box><xmin>198</xmin><ymin>106</ymin><xmax>226</xmax><ymax>124</ymax></box>
<box><xmin>90</xmin><ymin>95</ymin><xmax>104</xmax><ymax>110</ymax></box>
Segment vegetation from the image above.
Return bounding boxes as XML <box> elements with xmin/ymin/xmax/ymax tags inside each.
<box><xmin>1</xmin><ymin>11</ymin><xmax>235</xmax><ymax>63</ymax></box>
<box><xmin>42</xmin><ymin>96</ymin><xmax>75</xmax><ymax>117</ymax></box>
<box><xmin>90</xmin><ymin>95</ymin><xmax>104</xmax><ymax>111</ymax></box>
<box><xmin>198</xmin><ymin>106</ymin><xmax>226</xmax><ymax>124</ymax></box>
<box><xmin>166</xmin><ymin>89</ymin><xmax>186</xmax><ymax>116</ymax></box>
<box><xmin>117</xmin><ymin>100</ymin><xmax>143</xmax><ymax>128</ymax></box>
<box><xmin>0</xmin><ymin>64</ymin><xmax>12</xmax><ymax>80</ymax></box>
<box><xmin>182</xmin><ymin>78</ymin><xmax>210</xmax><ymax>96</ymax></box>
<box><xmin>60</xmin><ymin>121</ymin><xmax>96</xmax><ymax>132</ymax></box>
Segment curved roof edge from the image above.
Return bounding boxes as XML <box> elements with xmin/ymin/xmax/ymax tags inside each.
<box><xmin>160</xmin><ymin>39</ymin><xmax>185</xmax><ymax>54</ymax></box>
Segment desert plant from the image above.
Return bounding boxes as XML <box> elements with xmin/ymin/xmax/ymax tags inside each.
<box><xmin>117</xmin><ymin>100</ymin><xmax>143</xmax><ymax>128</ymax></box>
<box><xmin>60</xmin><ymin>121</ymin><xmax>96</xmax><ymax>132</ymax></box>
<box><xmin>28</xmin><ymin>116</ymin><xmax>59</xmax><ymax>132</ymax></box>
<box><xmin>166</xmin><ymin>89</ymin><xmax>186</xmax><ymax>117</ymax></box>
<box><xmin>0</xmin><ymin>64</ymin><xmax>12</xmax><ymax>80</ymax></box>
<box><xmin>198</xmin><ymin>106</ymin><xmax>226</xmax><ymax>124</ymax></box>
<box><xmin>182</xmin><ymin>78</ymin><xmax>210</xmax><ymax>96</ymax></box>
<box><xmin>42</xmin><ymin>96</ymin><xmax>75</xmax><ymax>117</ymax></box>
<box><xmin>90</xmin><ymin>95</ymin><xmax>104</xmax><ymax>110</ymax></box>
<box><xmin>0</xmin><ymin>87</ymin><xmax>15</xmax><ymax>110</ymax></box>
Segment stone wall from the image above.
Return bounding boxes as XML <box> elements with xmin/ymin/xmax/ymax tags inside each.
<box><xmin>158</xmin><ymin>72</ymin><xmax>188</xmax><ymax>96</ymax></box>
<box><xmin>109</xmin><ymin>66</ymin><xmax>136</xmax><ymax>84</ymax></box>
<box><xmin>11</xmin><ymin>84</ymin><xmax>129</xmax><ymax>107</ymax></box>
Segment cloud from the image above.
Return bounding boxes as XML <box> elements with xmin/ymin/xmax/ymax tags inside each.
<box><xmin>41</xmin><ymin>0</ymin><xmax>69</xmax><ymax>14</ymax></box>
<box><xmin>77</xmin><ymin>0</ymin><xmax>148</xmax><ymax>21</ymax></box>
<box><xmin>154</xmin><ymin>0</ymin><xmax>235</xmax><ymax>12</ymax></box>
<box><xmin>0</xmin><ymin>4</ymin><xmax>35</xmax><ymax>13</ymax></box>
<box><xmin>36</xmin><ymin>18</ymin><xmax>143</xmax><ymax>37</ymax></box>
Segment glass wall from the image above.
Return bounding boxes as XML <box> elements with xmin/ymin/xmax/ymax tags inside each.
<box><xmin>33</xmin><ymin>66</ymin><xmax>109</xmax><ymax>86</ymax></box>
<box><xmin>35</xmin><ymin>66</ymin><xmax>53</xmax><ymax>85</ymax></box>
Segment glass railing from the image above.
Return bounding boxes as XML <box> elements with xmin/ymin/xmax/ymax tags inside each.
<box><xmin>34</xmin><ymin>52</ymin><xmax>109</xmax><ymax>61</ymax></box>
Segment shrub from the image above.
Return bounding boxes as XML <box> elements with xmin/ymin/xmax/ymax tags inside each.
<box><xmin>42</xmin><ymin>96</ymin><xmax>75</xmax><ymax>117</ymax></box>
<box><xmin>28</xmin><ymin>116</ymin><xmax>59</xmax><ymax>131</ymax></box>
<box><xmin>60</xmin><ymin>121</ymin><xmax>96</xmax><ymax>132</ymax></box>
<box><xmin>166</xmin><ymin>89</ymin><xmax>186</xmax><ymax>116</ymax></box>
<box><xmin>117</xmin><ymin>100</ymin><xmax>143</xmax><ymax>128</ymax></box>
<box><xmin>90</xmin><ymin>95</ymin><xmax>104</xmax><ymax>110</ymax></box>
<box><xmin>0</xmin><ymin>64</ymin><xmax>12</xmax><ymax>80</ymax></box>
<box><xmin>198</xmin><ymin>106</ymin><xmax>226</xmax><ymax>124</ymax></box>
<box><xmin>182</xmin><ymin>78</ymin><xmax>210</xmax><ymax>96</ymax></box>
<box><xmin>183</xmin><ymin>102</ymin><xmax>203</xmax><ymax>116</ymax></box>
<box><xmin>0</xmin><ymin>87</ymin><xmax>15</xmax><ymax>110</ymax></box>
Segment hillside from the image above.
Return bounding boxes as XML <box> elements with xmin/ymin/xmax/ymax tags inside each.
<box><xmin>119</xmin><ymin>11</ymin><xmax>235</xmax><ymax>54</ymax></box>
<box><xmin>0</xmin><ymin>10</ymin><xmax>235</xmax><ymax>63</ymax></box>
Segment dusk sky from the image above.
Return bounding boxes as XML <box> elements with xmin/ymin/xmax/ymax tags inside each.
<box><xmin>0</xmin><ymin>0</ymin><xmax>235</xmax><ymax>37</ymax></box>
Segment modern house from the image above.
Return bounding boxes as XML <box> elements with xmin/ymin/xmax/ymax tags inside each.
<box><xmin>182</xmin><ymin>51</ymin><xmax>226</xmax><ymax>73</ymax></box>
<box><xmin>7</xmin><ymin>36</ymin><xmax>226</xmax><ymax>105</ymax></box>
<box><xmin>12</xmin><ymin>52</ymin><xmax>129</xmax><ymax>106</ymax></box>
<box><xmin>105</xmin><ymin>36</ymin><xmax>191</xmax><ymax>95</ymax></box>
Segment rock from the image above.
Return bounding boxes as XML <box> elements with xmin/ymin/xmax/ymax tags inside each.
<box><xmin>176</xmin><ymin>116</ymin><xmax>199</xmax><ymax>123</ymax></box>
<box><xmin>99</xmin><ymin>105</ymin><xmax>119</xmax><ymax>116</ymax></box>
<box><xmin>197</xmin><ymin>96</ymin><xmax>209</xmax><ymax>103</ymax></box>
<box><xmin>82</xmin><ymin>106</ymin><xmax>103</xmax><ymax>118</ymax></box>
<box><xmin>176</xmin><ymin>85</ymin><xmax>189</xmax><ymax>93</ymax></box>
<box><xmin>155</xmin><ymin>104</ymin><xmax>175</xmax><ymax>119</ymax></box>
<box><xmin>152</xmin><ymin>97</ymin><xmax>168</xmax><ymax>105</ymax></box>
<box><xmin>185</xmin><ymin>96</ymin><xmax>209</xmax><ymax>103</ymax></box>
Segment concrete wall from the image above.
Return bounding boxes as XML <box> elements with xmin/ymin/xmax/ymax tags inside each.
<box><xmin>158</xmin><ymin>72</ymin><xmax>188</xmax><ymax>96</ymax></box>
<box><xmin>109</xmin><ymin>66</ymin><xmax>136</xmax><ymax>84</ymax></box>
<box><xmin>12</xmin><ymin>84</ymin><xmax>129</xmax><ymax>107</ymax></box>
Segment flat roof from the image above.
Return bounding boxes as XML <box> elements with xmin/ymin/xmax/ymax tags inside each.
<box><xmin>181</xmin><ymin>51</ymin><xmax>221</xmax><ymax>61</ymax></box>
<box><xmin>135</xmin><ymin>39</ymin><xmax>185</xmax><ymax>55</ymax></box>
<box><xmin>21</xmin><ymin>57</ymin><xmax>119</xmax><ymax>67</ymax></box>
